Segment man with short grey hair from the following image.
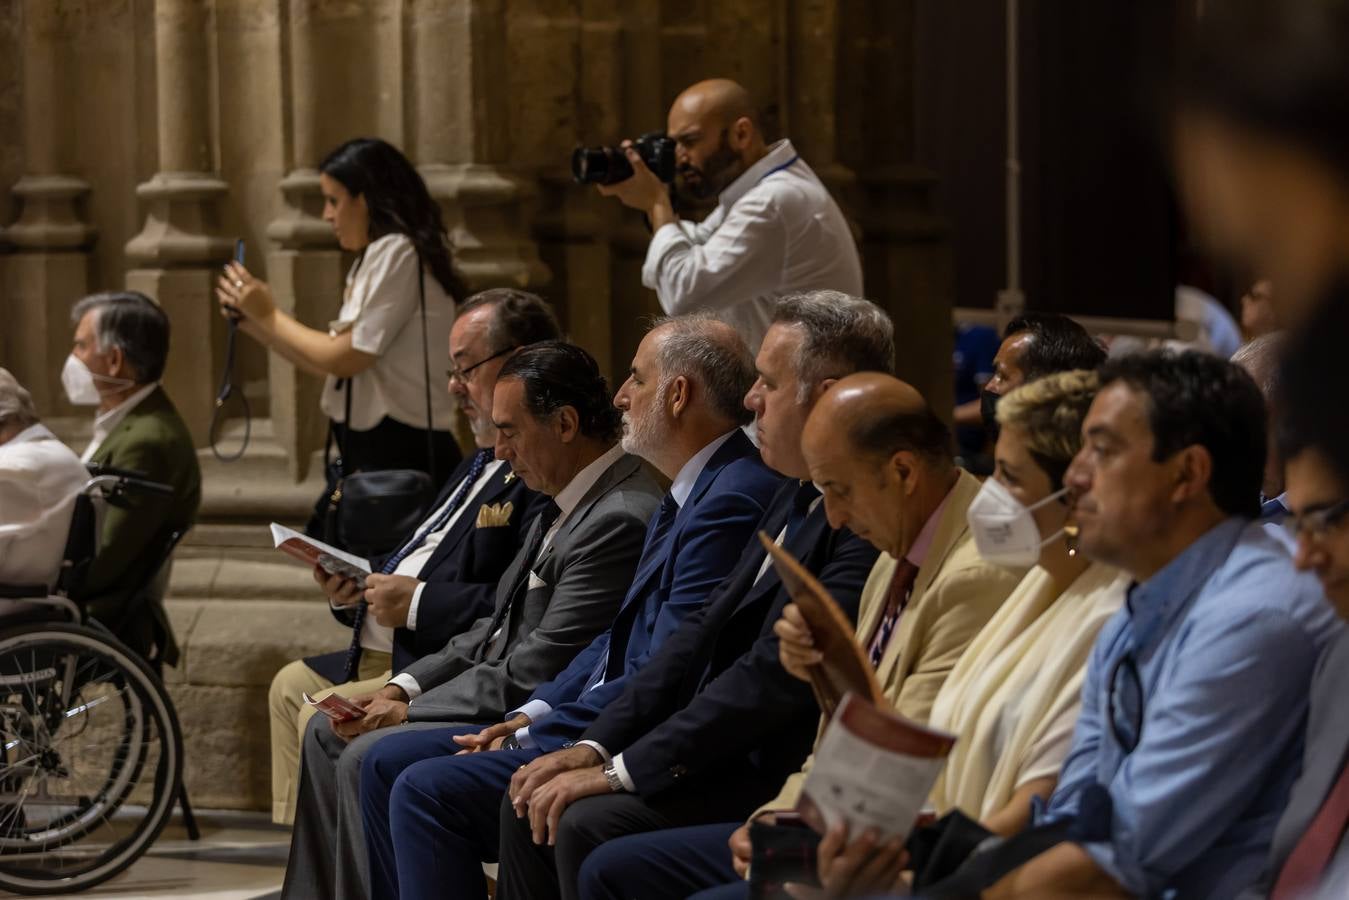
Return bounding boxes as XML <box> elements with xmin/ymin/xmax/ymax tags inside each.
<box><xmin>0</xmin><ymin>368</ymin><xmax>89</xmax><ymax>587</ymax></box>
<box><xmin>64</xmin><ymin>291</ymin><xmax>200</xmax><ymax>665</ymax></box>
<box><xmin>772</xmin><ymin>290</ymin><xmax>896</xmax><ymax>400</ymax></box>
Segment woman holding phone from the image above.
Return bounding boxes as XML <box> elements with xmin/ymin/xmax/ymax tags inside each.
<box><xmin>217</xmin><ymin>137</ymin><xmax>461</xmax><ymax>533</ymax></box>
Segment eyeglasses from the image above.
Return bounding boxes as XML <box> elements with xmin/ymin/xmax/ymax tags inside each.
<box><xmin>1107</xmin><ymin>651</ymin><xmax>1144</xmax><ymax>754</ymax></box>
<box><xmin>446</xmin><ymin>346</ymin><xmax>515</xmax><ymax>383</ymax></box>
<box><xmin>1289</xmin><ymin>497</ymin><xmax>1349</xmax><ymax>542</ymax></box>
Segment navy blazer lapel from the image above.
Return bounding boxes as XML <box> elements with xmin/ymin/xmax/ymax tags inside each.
<box><xmin>675</xmin><ymin>430</ymin><xmax>756</xmax><ymax>525</ymax></box>
<box><xmin>417</xmin><ymin>461</ymin><xmax>515</xmax><ymax>577</ymax></box>
<box><xmin>620</xmin><ymin>432</ymin><xmax>759</xmax><ymax>618</ymax></box>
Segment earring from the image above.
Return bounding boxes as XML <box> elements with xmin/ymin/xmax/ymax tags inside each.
<box><xmin>1063</xmin><ymin>519</ymin><xmax>1080</xmax><ymax>557</ymax></box>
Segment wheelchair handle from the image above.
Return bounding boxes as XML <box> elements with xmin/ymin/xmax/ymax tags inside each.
<box><xmin>82</xmin><ymin>473</ymin><xmax>175</xmax><ymax>498</ymax></box>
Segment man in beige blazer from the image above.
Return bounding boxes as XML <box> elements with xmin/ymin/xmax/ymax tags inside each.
<box><xmin>758</xmin><ymin>372</ymin><xmax>1022</xmax><ymax>815</ymax></box>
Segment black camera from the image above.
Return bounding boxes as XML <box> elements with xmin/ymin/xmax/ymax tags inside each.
<box><xmin>571</xmin><ymin>132</ymin><xmax>676</xmax><ymax>185</ymax></box>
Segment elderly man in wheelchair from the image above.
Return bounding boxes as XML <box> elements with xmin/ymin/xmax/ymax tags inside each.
<box><xmin>0</xmin><ymin>321</ymin><xmax>199</xmax><ymax>894</ymax></box>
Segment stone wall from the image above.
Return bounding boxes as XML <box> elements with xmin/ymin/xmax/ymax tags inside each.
<box><xmin>0</xmin><ymin>0</ymin><xmax>952</xmax><ymax>811</ymax></box>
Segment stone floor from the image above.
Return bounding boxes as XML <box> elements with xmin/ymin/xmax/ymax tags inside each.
<box><xmin>18</xmin><ymin>810</ymin><xmax>288</xmax><ymax>900</ymax></box>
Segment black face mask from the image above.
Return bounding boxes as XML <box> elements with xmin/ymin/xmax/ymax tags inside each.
<box><xmin>980</xmin><ymin>389</ymin><xmax>1001</xmax><ymax>436</ymax></box>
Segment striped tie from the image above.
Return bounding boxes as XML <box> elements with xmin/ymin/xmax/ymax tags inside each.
<box><xmin>339</xmin><ymin>449</ymin><xmax>492</xmax><ymax>683</ymax></box>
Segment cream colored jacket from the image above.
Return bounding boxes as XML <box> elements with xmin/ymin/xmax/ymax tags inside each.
<box><xmin>756</xmin><ymin>469</ymin><xmax>1023</xmax><ymax>815</ymax></box>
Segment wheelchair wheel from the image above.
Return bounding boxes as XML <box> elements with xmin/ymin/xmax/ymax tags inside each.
<box><xmin>0</xmin><ymin>622</ymin><xmax>183</xmax><ymax>895</ymax></box>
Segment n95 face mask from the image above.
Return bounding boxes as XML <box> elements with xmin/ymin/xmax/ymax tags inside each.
<box><xmin>61</xmin><ymin>353</ymin><xmax>133</xmax><ymax>406</ymax></box>
<box><xmin>966</xmin><ymin>476</ymin><xmax>1068</xmax><ymax>568</ymax></box>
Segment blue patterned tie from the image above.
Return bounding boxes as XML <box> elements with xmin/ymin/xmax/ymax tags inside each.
<box><xmin>581</xmin><ymin>493</ymin><xmax>681</xmax><ymax>694</ymax></box>
<box><xmin>340</xmin><ymin>449</ymin><xmax>493</xmax><ymax>683</ymax></box>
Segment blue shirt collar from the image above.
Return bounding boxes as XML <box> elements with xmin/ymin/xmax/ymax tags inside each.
<box><xmin>1124</xmin><ymin>517</ymin><xmax>1248</xmax><ymax>653</ymax></box>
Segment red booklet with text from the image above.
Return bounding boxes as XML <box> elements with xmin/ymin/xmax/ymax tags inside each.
<box><xmin>761</xmin><ymin>535</ymin><xmax>955</xmax><ymax>841</ymax></box>
<box><xmin>270</xmin><ymin>523</ymin><xmax>371</xmax><ymax>590</ymax></box>
<box><xmin>760</xmin><ymin>533</ymin><xmax>884</xmax><ymax>719</ymax></box>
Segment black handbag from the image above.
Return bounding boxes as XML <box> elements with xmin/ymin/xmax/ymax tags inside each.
<box><xmin>321</xmin><ymin>255</ymin><xmax>439</xmax><ymax>558</ymax></box>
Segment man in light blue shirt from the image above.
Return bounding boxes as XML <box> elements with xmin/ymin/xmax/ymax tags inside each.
<box><xmin>986</xmin><ymin>350</ymin><xmax>1341</xmax><ymax>899</ymax></box>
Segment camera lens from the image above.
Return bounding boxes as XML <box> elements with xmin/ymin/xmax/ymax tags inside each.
<box><xmin>571</xmin><ymin>146</ymin><xmax>634</xmax><ymax>185</ymax></box>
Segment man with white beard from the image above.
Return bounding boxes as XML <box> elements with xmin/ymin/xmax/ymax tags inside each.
<box><xmin>358</xmin><ymin>314</ymin><xmax>785</xmax><ymax>900</ymax></box>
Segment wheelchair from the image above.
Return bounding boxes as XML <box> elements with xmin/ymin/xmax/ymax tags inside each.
<box><xmin>0</xmin><ymin>470</ymin><xmax>192</xmax><ymax>895</ymax></box>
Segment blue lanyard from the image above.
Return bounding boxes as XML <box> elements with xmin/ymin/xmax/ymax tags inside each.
<box><xmin>756</xmin><ymin>155</ymin><xmax>799</xmax><ymax>185</ymax></box>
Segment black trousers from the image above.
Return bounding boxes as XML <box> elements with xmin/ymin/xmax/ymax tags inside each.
<box><xmin>495</xmin><ymin>785</ymin><xmax>765</xmax><ymax>900</ymax></box>
<box><xmin>305</xmin><ymin>416</ymin><xmax>461</xmax><ymax>537</ymax></box>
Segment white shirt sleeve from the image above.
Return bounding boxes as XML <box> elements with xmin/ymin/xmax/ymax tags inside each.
<box><xmin>510</xmin><ymin>699</ymin><xmax>553</xmax><ymax>722</ymax></box>
<box><xmin>610</xmin><ymin>752</ymin><xmax>637</xmax><ymax>792</ymax></box>
<box><xmin>577</xmin><ymin>739</ymin><xmax>612</xmax><ymax>765</ymax></box>
<box><xmin>345</xmin><ymin>236</ymin><xmax>423</xmax><ymax>356</ymax></box>
<box><xmin>388</xmin><ymin>673</ymin><xmax>422</xmax><ymax>701</ymax></box>
<box><xmin>404</xmin><ymin>582</ymin><xmax>427</xmax><ymax>631</ymax></box>
<box><xmin>641</xmin><ymin>192</ymin><xmax>784</xmax><ymax>315</ymax></box>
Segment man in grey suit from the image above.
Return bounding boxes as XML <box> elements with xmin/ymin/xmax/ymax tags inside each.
<box><xmin>282</xmin><ymin>341</ymin><xmax>662</xmax><ymax>900</ymax></box>
<box><xmin>1241</xmin><ymin>310</ymin><xmax>1349</xmax><ymax>900</ymax></box>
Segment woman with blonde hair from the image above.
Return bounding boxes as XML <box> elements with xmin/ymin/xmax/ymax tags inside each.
<box><xmin>928</xmin><ymin>368</ymin><xmax>1129</xmax><ymax>836</ymax></box>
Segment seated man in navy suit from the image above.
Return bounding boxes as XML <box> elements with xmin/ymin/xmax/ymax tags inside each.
<box><xmin>267</xmin><ymin>289</ymin><xmax>558</xmax><ymax>826</ymax></box>
<box><xmin>488</xmin><ymin>292</ymin><xmax>888</xmax><ymax>900</ymax></box>
<box><xmin>357</xmin><ymin>313</ymin><xmax>784</xmax><ymax>900</ymax></box>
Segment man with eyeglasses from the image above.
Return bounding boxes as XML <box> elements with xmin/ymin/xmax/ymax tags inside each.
<box><xmin>969</xmin><ymin>351</ymin><xmax>1340</xmax><ymax>899</ymax></box>
<box><xmin>1239</xmin><ymin>297</ymin><xmax>1349</xmax><ymax>900</ymax></box>
<box><xmin>267</xmin><ymin>289</ymin><xmax>558</xmax><ymax>827</ymax></box>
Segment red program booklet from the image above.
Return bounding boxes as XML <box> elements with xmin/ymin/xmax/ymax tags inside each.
<box><xmin>797</xmin><ymin>692</ymin><xmax>956</xmax><ymax>842</ymax></box>
<box><xmin>270</xmin><ymin>523</ymin><xmax>371</xmax><ymax>590</ymax></box>
<box><xmin>760</xmin><ymin>533</ymin><xmax>884</xmax><ymax>719</ymax></box>
<box><xmin>302</xmin><ymin>691</ymin><xmax>367</xmax><ymax>723</ymax></box>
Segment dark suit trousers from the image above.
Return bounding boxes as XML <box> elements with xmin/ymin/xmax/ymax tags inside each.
<box><xmin>359</xmin><ymin>727</ymin><xmax>542</xmax><ymax>900</ymax></box>
<box><xmin>281</xmin><ymin>714</ymin><xmax>459</xmax><ymax>900</ymax></box>
<box><xmin>578</xmin><ymin>821</ymin><xmax>741</xmax><ymax>900</ymax></box>
<box><xmin>496</xmin><ymin>790</ymin><xmax>759</xmax><ymax>900</ymax></box>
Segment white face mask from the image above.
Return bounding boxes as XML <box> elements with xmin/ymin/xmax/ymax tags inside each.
<box><xmin>61</xmin><ymin>353</ymin><xmax>133</xmax><ymax>406</ymax></box>
<box><xmin>966</xmin><ymin>476</ymin><xmax>1069</xmax><ymax>568</ymax></box>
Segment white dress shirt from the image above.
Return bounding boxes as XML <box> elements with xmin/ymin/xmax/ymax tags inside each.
<box><xmin>508</xmin><ymin>431</ymin><xmax>738</xmax><ymax>743</ymax></box>
<box><xmin>319</xmin><ymin>233</ymin><xmax>457</xmax><ymax>432</ymax></box>
<box><xmin>81</xmin><ymin>382</ymin><xmax>158</xmax><ymax>462</ymax></box>
<box><xmin>388</xmin><ymin>444</ymin><xmax>626</xmax><ymax>701</ymax></box>
<box><xmin>353</xmin><ymin>459</ymin><xmax>505</xmax><ymax>654</ymax></box>
<box><xmin>1</xmin><ymin>424</ymin><xmax>91</xmax><ymax>587</ymax></box>
<box><xmin>642</xmin><ymin>139</ymin><xmax>863</xmax><ymax>351</ymax></box>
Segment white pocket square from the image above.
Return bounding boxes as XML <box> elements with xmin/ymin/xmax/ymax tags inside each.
<box><xmin>527</xmin><ymin>571</ymin><xmax>548</xmax><ymax>591</ymax></box>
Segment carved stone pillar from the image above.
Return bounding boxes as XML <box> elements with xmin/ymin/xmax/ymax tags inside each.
<box><xmin>407</xmin><ymin>0</ymin><xmax>547</xmax><ymax>294</ymax></box>
<box><xmin>124</xmin><ymin>0</ymin><xmax>233</xmax><ymax>446</ymax></box>
<box><xmin>263</xmin><ymin>0</ymin><xmax>348</xmax><ymax>480</ymax></box>
<box><xmin>0</xmin><ymin>3</ymin><xmax>96</xmax><ymax>415</ymax></box>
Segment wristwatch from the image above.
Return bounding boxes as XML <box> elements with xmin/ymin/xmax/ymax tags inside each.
<box><xmin>501</xmin><ymin>734</ymin><xmax>521</xmax><ymax>751</ymax></box>
<box><xmin>601</xmin><ymin>761</ymin><xmax>625</xmax><ymax>793</ymax></box>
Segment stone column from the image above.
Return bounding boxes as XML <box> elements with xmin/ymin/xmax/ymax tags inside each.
<box><xmin>407</xmin><ymin>0</ymin><xmax>547</xmax><ymax>295</ymax></box>
<box><xmin>124</xmin><ymin>0</ymin><xmax>233</xmax><ymax>446</ymax></box>
<box><xmin>262</xmin><ymin>0</ymin><xmax>348</xmax><ymax>481</ymax></box>
<box><xmin>0</xmin><ymin>2</ymin><xmax>96</xmax><ymax>415</ymax></box>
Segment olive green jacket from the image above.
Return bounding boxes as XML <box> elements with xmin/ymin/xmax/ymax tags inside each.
<box><xmin>79</xmin><ymin>386</ymin><xmax>201</xmax><ymax>664</ymax></box>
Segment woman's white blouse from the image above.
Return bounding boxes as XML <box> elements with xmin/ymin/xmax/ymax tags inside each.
<box><xmin>319</xmin><ymin>233</ymin><xmax>456</xmax><ymax>432</ymax></box>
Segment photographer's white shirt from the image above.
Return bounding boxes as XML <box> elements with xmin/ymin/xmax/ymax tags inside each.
<box><xmin>641</xmin><ymin>139</ymin><xmax>864</xmax><ymax>351</ymax></box>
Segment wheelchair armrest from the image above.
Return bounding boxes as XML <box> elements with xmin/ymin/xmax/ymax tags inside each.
<box><xmin>0</xmin><ymin>584</ymin><xmax>50</xmax><ymax>600</ymax></box>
